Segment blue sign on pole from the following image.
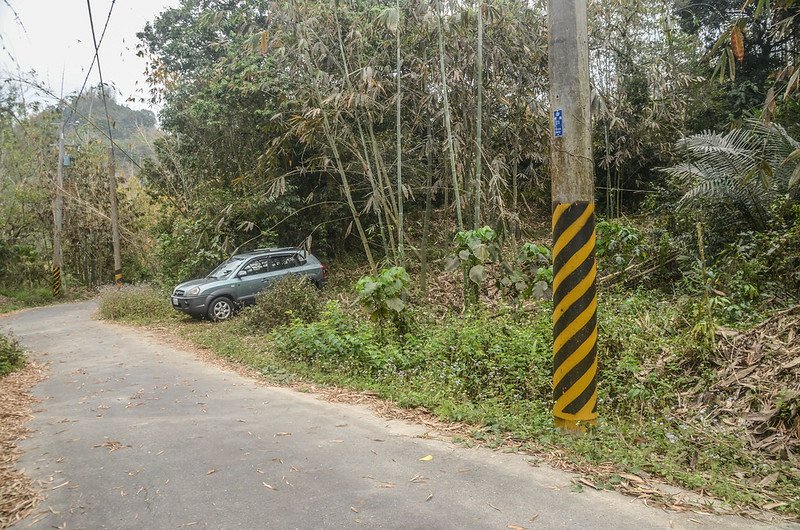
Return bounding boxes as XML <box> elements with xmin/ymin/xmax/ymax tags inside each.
<box><xmin>554</xmin><ymin>109</ymin><xmax>564</xmax><ymax>138</ymax></box>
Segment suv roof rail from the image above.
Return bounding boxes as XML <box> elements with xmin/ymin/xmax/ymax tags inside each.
<box><xmin>247</xmin><ymin>247</ymin><xmax>298</xmax><ymax>254</ymax></box>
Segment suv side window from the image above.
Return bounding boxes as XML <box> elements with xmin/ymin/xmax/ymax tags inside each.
<box><xmin>242</xmin><ymin>258</ymin><xmax>270</xmax><ymax>276</ymax></box>
<box><xmin>269</xmin><ymin>254</ymin><xmax>298</xmax><ymax>271</ymax></box>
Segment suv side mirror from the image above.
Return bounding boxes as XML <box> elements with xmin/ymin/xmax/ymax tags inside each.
<box><xmin>237</xmin><ymin>270</ymin><xmax>248</xmax><ymax>278</ymax></box>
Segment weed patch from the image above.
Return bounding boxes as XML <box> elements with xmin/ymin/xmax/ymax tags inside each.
<box><xmin>239</xmin><ymin>275</ymin><xmax>322</xmax><ymax>332</ymax></box>
<box><xmin>98</xmin><ymin>285</ymin><xmax>181</xmax><ymax>324</ymax></box>
<box><xmin>0</xmin><ymin>333</ymin><xmax>25</xmax><ymax>377</ymax></box>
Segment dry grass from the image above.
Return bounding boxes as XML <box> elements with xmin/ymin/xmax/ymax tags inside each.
<box><xmin>0</xmin><ymin>361</ymin><xmax>46</xmax><ymax>529</ymax></box>
<box><xmin>709</xmin><ymin>305</ymin><xmax>800</xmax><ymax>459</ymax></box>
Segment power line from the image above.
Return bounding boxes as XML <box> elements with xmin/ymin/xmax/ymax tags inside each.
<box><xmin>1</xmin><ymin>0</ymin><xmax>27</xmax><ymax>36</ymax></box>
<box><xmin>85</xmin><ymin>0</ymin><xmax>115</xmax><ymax>148</ymax></box>
<box><xmin>5</xmin><ymin>76</ymin><xmax>143</xmax><ymax>170</ymax></box>
<box><xmin>63</xmin><ymin>0</ymin><xmax>116</xmax><ymax>126</ymax></box>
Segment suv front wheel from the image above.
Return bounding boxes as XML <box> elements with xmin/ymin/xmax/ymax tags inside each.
<box><xmin>207</xmin><ymin>296</ymin><xmax>234</xmax><ymax>321</ymax></box>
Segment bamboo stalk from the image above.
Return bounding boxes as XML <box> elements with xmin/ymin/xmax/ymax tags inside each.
<box><xmin>474</xmin><ymin>0</ymin><xmax>483</xmax><ymax>229</ymax></box>
<box><xmin>436</xmin><ymin>0</ymin><xmax>464</xmax><ymax>231</ymax></box>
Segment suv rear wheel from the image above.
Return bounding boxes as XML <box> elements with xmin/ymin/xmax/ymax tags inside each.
<box><xmin>208</xmin><ymin>297</ymin><xmax>234</xmax><ymax>321</ymax></box>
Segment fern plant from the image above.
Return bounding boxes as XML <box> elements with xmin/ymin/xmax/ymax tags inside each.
<box><xmin>661</xmin><ymin>120</ymin><xmax>800</xmax><ymax>231</ymax></box>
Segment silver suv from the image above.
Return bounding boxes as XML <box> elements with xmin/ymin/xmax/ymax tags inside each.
<box><xmin>171</xmin><ymin>248</ymin><xmax>327</xmax><ymax>321</ymax></box>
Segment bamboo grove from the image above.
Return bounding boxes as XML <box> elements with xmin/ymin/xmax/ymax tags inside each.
<box><xmin>2</xmin><ymin>0</ymin><xmax>799</xmax><ymax>286</ymax></box>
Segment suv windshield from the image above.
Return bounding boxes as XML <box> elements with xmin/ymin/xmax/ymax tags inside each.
<box><xmin>206</xmin><ymin>257</ymin><xmax>243</xmax><ymax>279</ymax></box>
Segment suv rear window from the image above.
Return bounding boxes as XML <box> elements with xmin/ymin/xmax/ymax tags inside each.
<box><xmin>269</xmin><ymin>254</ymin><xmax>298</xmax><ymax>271</ymax></box>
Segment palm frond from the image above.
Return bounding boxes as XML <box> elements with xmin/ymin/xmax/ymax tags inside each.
<box><xmin>661</xmin><ymin>122</ymin><xmax>800</xmax><ymax>230</ymax></box>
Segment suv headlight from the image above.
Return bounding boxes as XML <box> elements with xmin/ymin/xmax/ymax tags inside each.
<box><xmin>187</xmin><ymin>286</ymin><xmax>201</xmax><ymax>296</ymax></box>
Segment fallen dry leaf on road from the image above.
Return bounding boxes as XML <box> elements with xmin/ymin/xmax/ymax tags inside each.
<box><xmin>206</xmin><ymin>469</ymin><xmax>217</xmax><ymax>475</ymax></box>
<box><xmin>92</xmin><ymin>440</ymin><xmax>129</xmax><ymax>452</ymax></box>
<box><xmin>419</xmin><ymin>455</ymin><xmax>433</xmax><ymax>462</ymax></box>
<box><xmin>275</xmin><ymin>432</ymin><xmax>292</xmax><ymax>437</ymax></box>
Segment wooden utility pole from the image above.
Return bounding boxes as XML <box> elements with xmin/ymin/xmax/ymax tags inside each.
<box><xmin>108</xmin><ymin>147</ymin><xmax>122</xmax><ymax>287</ymax></box>
<box><xmin>52</xmin><ymin>122</ymin><xmax>65</xmax><ymax>297</ymax></box>
<box><xmin>547</xmin><ymin>0</ymin><xmax>598</xmax><ymax>431</ymax></box>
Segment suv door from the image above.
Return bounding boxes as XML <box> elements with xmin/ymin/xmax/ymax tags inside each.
<box><xmin>236</xmin><ymin>257</ymin><xmax>271</xmax><ymax>305</ymax></box>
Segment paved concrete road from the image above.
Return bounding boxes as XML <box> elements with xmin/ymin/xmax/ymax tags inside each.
<box><xmin>0</xmin><ymin>302</ymin><xmax>784</xmax><ymax>529</ymax></box>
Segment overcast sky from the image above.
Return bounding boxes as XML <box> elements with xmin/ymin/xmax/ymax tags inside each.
<box><xmin>0</xmin><ymin>0</ymin><xmax>179</xmax><ymax>113</ymax></box>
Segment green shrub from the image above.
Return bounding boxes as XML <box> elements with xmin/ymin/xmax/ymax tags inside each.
<box><xmin>273</xmin><ymin>301</ymin><xmax>553</xmax><ymax>405</ymax></box>
<box><xmin>354</xmin><ymin>266</ymin><xmax>411</xmax><ymax>334</ymax></box>
<box><xmin>98</xmin><ymin>285</ymin><xmax>178</xmax><ymax>323</ymax></box>
<box><xmin>0</xmin><ymin>243</ymin><xmax>48</xmax><ymax>287</ymax></box>
<box><xmin>0</xmin><ymin>333</ymin><xmax>25</xmax><ymax>377</ymax></box>
<box><xmin>596</xmin><ymin>219</ymin><xmax>649</xmax><ymax>272</ymax></box>
<box><xmin>499</xmin><ymin>242</ymin><xmax>553</xmax><ymax>308</ymax></box>
<box><xmin>272</xmin><ymin>301</ymin><xmax>393</xmax><ymax>374</ymax></box>
<box><xmin>240</xmin><ymin>275</ymin><xmax>322</xmax><ymax>331</ymax></box>
<box><xmin>444</xmin><ymin>226</ymin><xmax>499</xmax><ymax>306</ymax></box>
<box><xmin>0</xmin><ymin>286</ymin><xmax>53</xmax><ymax>306</ymax></box>
<box><xmin>413</xmin><ymin>310</ymin><xmax>552</xmax><ymax>403</ymax></box>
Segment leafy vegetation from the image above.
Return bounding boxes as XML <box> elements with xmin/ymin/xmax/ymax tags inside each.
<box><xmin>97</xmin><ymin>285</ymin><xmax>179</xmax><ymax>324</ymax></box>
<box><xmin>498</xmin><ymin>242</ymin><xmax>553</xmax><ymax>309</ymax></box>
<box><xmin>445</xmin><ymin>226</ymin><xmax>499</xmax><ymax>306</ymax></box>
<box><xmin>0</xmin><ymin>333</ymin><xmax>25</xmax><ymax>377</ymax></box>
<box><xmin>355</xmin><ymin>266</ymin><xmax>411</xmax><ymax>333</ymax></box>
<box><xmin>239</xmin><ymin>275</ymin><xmax>322</xmax><ymax>331</ymax></box>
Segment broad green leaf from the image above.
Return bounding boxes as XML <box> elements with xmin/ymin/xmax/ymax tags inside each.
<box><xmin>444</xmin><ymin>256</ymin><xmax>461</xmax><ymax>271</ymax></box>
<box><xmin>532</xmin><ymin>280</ymin><xmax>549</xmax><ymax>298</ymax></box>
<box><xmin>469</xmin><ymin>264</ymin><xmax>486</xmax><ymax>284</ymax></box>
<box><xmin>472</xmin><ymin>244</ymin><xmax>489</xmax><ymax>262</ymax></box>
<box><xmin>361</xmin><ymin>281</ymin><xmax>378</xmax><ymax>296</ymax></box>
<box><xmin>385</xmin><ymin>297</ymin><xmax>405</xmax><ymax>312</ymax></box>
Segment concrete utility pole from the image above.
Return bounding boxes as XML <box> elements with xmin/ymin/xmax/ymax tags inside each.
<box><xmin>52</xmin><ymin>122</ymin><xmax>65</xmax><ymax>297</ymax></box>
<box><xmin>108</xmin><ymin>147</ymin><xmax>122</xmax><ymax>287</ymax></box>
<box><xmin>547</xmin><ymin>0</ymin><xmax>598</xmax><ymax>431</ymax></box>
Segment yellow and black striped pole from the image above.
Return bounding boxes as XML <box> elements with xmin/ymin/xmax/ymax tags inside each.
<box><xmin>552</xmin><ymin>203</ymin><xmax>597</xmax><ymax>429</ymax></box>
<box><xmin>51</xmin><ymin>266</ymin><xmax>62</xmax><ymax>297</ymax></box>
<box><xmin>114</xmin><ymin>268</ymin><xmax>123</xmax><ymax>289</ymax></box>
<box><xmin>548</xmin><ymin>0</ymin><xmax>598</xmax><ymax>431</ymax></box>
